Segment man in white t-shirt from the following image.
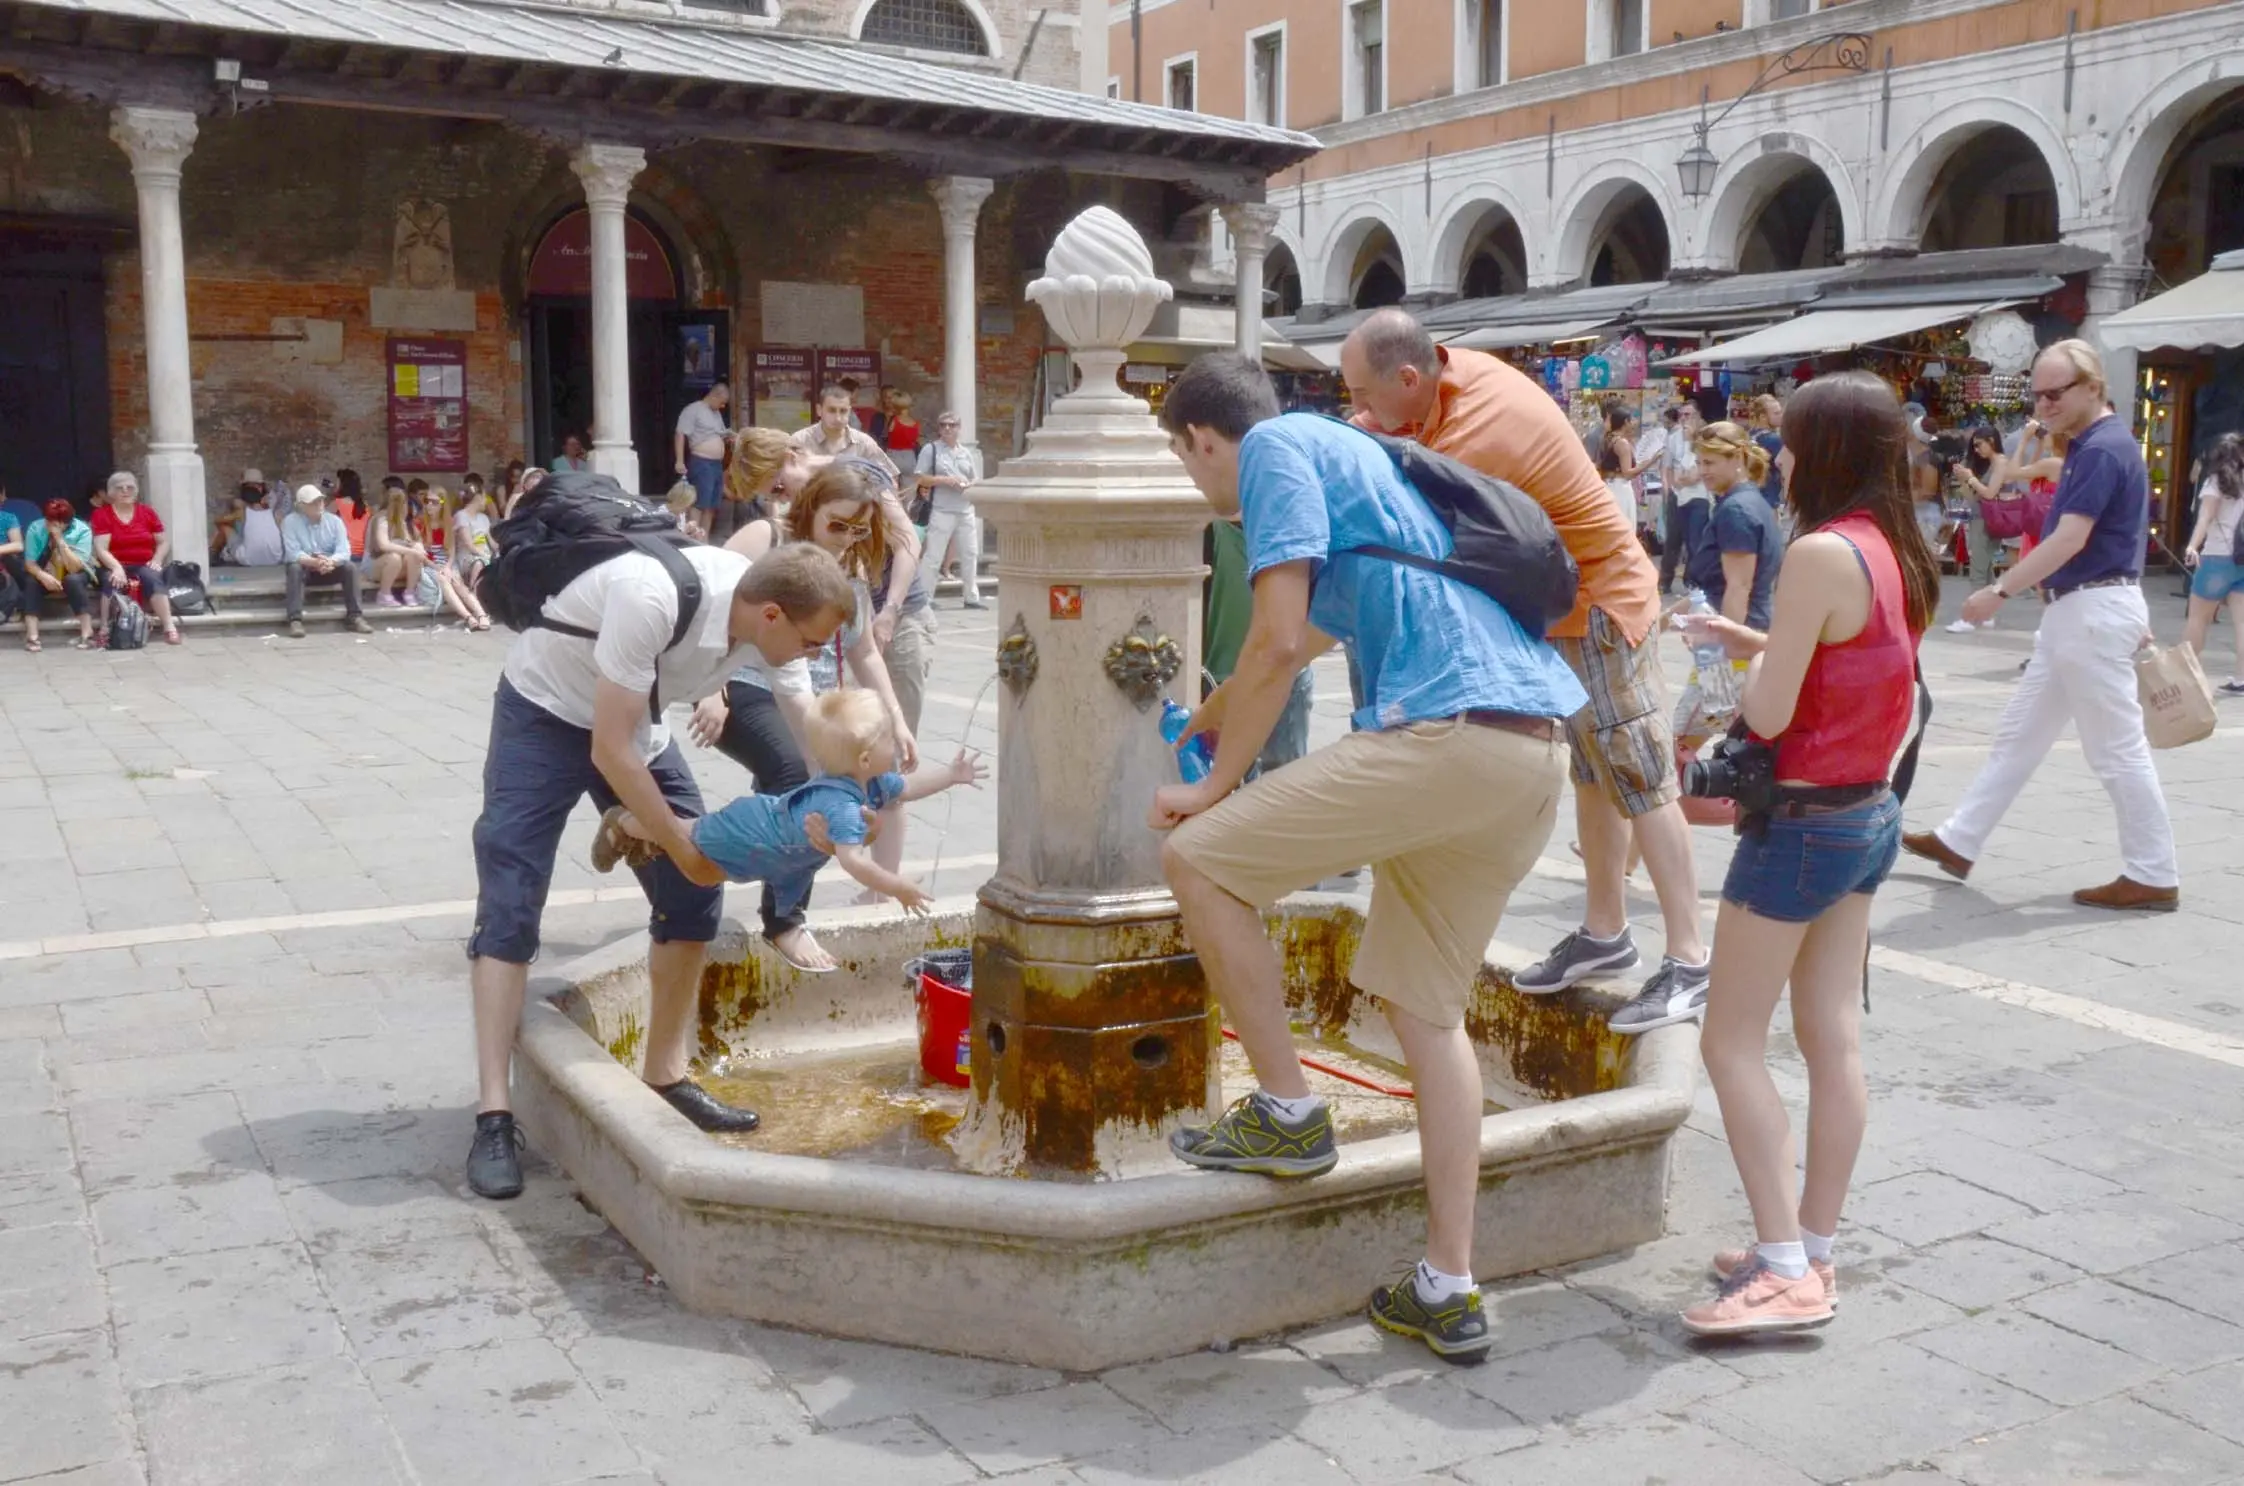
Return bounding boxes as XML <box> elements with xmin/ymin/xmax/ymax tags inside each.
<box><xmin>465</xmin><ymin>540</ymin><xmax>855</xmax><ymax>1200</ymax></box>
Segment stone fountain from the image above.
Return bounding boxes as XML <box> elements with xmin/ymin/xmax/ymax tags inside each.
<box><xmin>510</xmin><ymin>208</ymin><xmax>1694</xmax><ymax>1370</ymax></box>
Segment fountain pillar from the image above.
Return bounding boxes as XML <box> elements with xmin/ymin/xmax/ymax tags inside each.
<box><xmin>962</xmin><ymin>208</ymin><xmax>1217</xmax><ymax>1176</ymax></box>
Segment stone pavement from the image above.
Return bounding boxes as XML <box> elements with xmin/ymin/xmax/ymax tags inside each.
<box><xmin>4</xmin><ymin>575</ymin><xmax>2244</xmax><ymax>1485</ymax></box>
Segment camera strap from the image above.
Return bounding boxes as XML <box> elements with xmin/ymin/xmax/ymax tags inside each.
<box><xmin>1863</xmin><ymin>656</ymin><xmax>1936</xmax><ymax>1014</ymax></box>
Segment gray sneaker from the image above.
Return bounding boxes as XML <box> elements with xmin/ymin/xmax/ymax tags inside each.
<box><xmin>1512</xmin><ymin>929</ymin><xmax>1641</xmax><ymax>996</ymax></box>
<box><xmin>1170</xmin><ymin>1092</ymin><xmax>1337</xmax><ymax>1178</ymax></box>
<box><xmin>1610</xmin><ymin>957</ymin><xmax>1710</xmax><ymax>1035</ymax></box>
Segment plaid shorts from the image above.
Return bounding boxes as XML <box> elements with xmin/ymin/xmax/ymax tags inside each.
<box><xmin>1551</xmin><ymin>606</ymin><xmax>1681</xmax><ymax>819</ymax></box>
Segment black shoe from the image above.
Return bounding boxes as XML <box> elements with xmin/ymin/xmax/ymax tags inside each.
<box><xmin>466</xmin><ymin>1111</ymin><xmax>525</xmax><ymax>1200</ymax></box>
<box><xmin>653</xmin><ymin>1079</ymin><xmax>760</xmax><ymax>1134</ymax></box>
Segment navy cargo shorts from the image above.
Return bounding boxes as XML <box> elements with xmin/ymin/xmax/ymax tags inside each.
<box><xmin>468</xmin><ymin>678</ymin><xmax>723</xmax><ymax>963</ymax></box>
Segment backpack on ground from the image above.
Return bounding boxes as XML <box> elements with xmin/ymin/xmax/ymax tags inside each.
<box><xmin>107</xmin><ymin>590</ymin><xmax>149</xmax><ymax>650</ymax></box>
<box><xmin>481</xmin><ymin>471</ymin><xmax>703</xmax><ymax>713</ymax></box>
<box><xmin>1325</xmin><ymin>419</ymin><xmax>1581</xmax><ymax>639</ymax></box>
<box><xmin>163</xmin><ymin>560</ymin><xmax>214</xmax><ymax>617</ymax></box>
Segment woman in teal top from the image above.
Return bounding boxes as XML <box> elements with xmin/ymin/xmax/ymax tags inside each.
<box><xmin>22</xmin><ymin>499</ymin><xmax>99</xmax><ymax>650</ymax></box>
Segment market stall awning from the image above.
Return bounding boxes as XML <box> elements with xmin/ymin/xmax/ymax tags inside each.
<box><xmin>2100</xmin><ymin>251</ymin><xmax>2244</xmax><ymax>352</ymax></box>
<box><xmin>1129</xmin><ymin>302</ymin><xmax>1329</xmax><ymax>371</ymax></box>
<box><xmin>1659</xmin><ymin>301</ymin><xmax>2016</xmax><ymax>366</ymax></box>
<box><xmin>1442</xmin><ymin>318</ymin><xmax>1613</xmax><ymax>351</ymax></box>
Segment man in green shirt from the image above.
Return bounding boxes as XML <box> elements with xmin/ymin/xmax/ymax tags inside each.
<box><xmin>1203</xmin><ymin>517</ymin><xmax>1313</xmax><ymax>774</ymax></box>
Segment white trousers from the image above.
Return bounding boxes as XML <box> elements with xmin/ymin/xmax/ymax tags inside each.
<box><xmin>923</xmin><ymin>505</ymin><xmax>982</xmax><ymax>603</ymax></box>
<box><xmin>1939</xmin><ymin>584</ymin><xmax>2179</xmax><ymax>887</ymax></box>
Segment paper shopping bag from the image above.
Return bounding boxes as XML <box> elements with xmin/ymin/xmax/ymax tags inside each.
<box><xmin>2136</xmin><ymin>641</ymin><xmax>2218</xmax><ymax>749</ymax></box>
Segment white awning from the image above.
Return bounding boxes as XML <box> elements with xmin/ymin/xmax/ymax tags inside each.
<box><xmin>1442</xmin><ymin>318</ymin><xmax>1614</xmax><ymax>352</ymax></box>
<box><xmin>1659</xmin><ymin>301</ymin><xmax>2012</xmax><ymax>365</ymax></box>
<box><xmin>2101</xmin><ymin>253</ymin><xmax>2244</xmax><ymax>352</ymax></box>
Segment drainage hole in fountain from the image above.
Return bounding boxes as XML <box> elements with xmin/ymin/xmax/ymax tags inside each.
<box><xmin>986</xmin><ymin>1022</ymin><xmax>1007</xmax><ymax>1056</ymax></box>
<box><xmin>1130</xmin><ymin>1034</ymin><xmax>1169</xmax><ymax>1070</ymax></box>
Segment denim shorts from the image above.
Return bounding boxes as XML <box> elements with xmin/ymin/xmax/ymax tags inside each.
<box><xmin>468</xmin><ymin>679</ymin><xmax>723</xmax><ymax>963</ymax></box>
<box><xmin>2192</xmin><ymin>556</ymin><xmax>2244</xmax><ymax>603</ymax></box>
<box><xmin>1721</xmin><ymin>792</ymin><xmax>1902</xmax><ymax>923</ymax></box>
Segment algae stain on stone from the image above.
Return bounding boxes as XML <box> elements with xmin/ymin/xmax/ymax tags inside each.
<box><xmin>606</xmin><ymin>1013</ymin><xmax>645</xmax><ymax>1070</ymax></box>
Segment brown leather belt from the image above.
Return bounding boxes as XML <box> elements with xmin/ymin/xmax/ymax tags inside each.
<box><xmin>2042</xmin><ymin>574</ymin><xmax>2138</xmax><ymax>603</ymax></box>
<box><xmin>1461</xmin><ymin>709</ymin><xmax>1561</xmax><ymax>741</ymax></box>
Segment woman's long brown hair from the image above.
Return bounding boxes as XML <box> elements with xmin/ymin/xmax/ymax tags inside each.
<box><xmin>786</xmin><ymin>461</ymin><xmax>888</xmax><ymax>584</ymax></box>
<box><xmin>1780</xmin><ymin>371</ymin><xmax>1941</xmax><ymax>635</ymax></box>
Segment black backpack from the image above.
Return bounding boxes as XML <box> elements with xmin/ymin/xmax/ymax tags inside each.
<box><xmin>482</xmin><ymin>471</ymin><xmax>702</xmax><ymax>714</ymax></box>
<box><xmin>1325</xmin><ymin>419</ymin><xmax>1580</xmax><ymax>639</ymax></box>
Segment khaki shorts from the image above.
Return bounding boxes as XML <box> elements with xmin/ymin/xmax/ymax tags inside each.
<box><xmin>1551</xmin><ymin>606</ymin><xmax>1680</xmax><ymax>819</ymax></box>
<box><xmin>1166</xmin><ymin>718</ymin><xmax>1565</xmax><ymax>1028</ymax></box>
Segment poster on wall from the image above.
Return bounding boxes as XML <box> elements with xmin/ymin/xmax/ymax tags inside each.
<box><xmin>815</xmin><ymin>349</ymin><xmax>882</xmax><ymax>430</ymax></box>
<box><xmin>751</xmin><ymin>347</ymin><xmax>814</xmax><ymax>431</ymax></box>
<box><xmin>387</xmin><ymin>337</ymin><xmax>468</xmax><ymax>473</ymax></box>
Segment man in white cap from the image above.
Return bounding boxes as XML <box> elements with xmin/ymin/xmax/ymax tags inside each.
<box><xmin>280</xmin><ymin>483</ymin><xmax>372</xmax><ymax>638</ymax></box>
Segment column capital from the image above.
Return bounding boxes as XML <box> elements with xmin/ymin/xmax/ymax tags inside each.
<box><xmin>110</xmin><ymin>106</ymin><xmax>197</xmax><ymax>183</ymax></box>
<box><xmin>930</xmin><ymin>176</ymin><xmax>996</xmax><ymax>238</ymax></box>
<box><xmin>571</xmin><ymin>142</ymin><xmax>646</xmax><ymax>210</ymax></box>
<box><xmin>1220</xmin><ymin>202</ymin><xmax>1282</xmax><ymax>257</ymax></box>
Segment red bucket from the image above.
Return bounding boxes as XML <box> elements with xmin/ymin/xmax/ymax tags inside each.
<box><xmin>907</xmin><ymin>951</ymin><xmax>973</xmax><ymax>1088</ymax></box>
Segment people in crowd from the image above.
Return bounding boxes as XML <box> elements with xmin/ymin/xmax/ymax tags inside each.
<box><xmin>334</xmin><ymin>470</ymin><xmax>370</xmax><ymax>564</ymax></box>
<box><xmin>726</xmin><ymin>426</ymin><xmax>796</xmax><ymax>523</ymax></box>
<box><xmin>1676</xmin><ymin>370</ymin><xmax>1937</xmax><ymax>1337</ymax></box>
<box><xmin>409</xmin><ymin>485</ymin><xmax>491</xmax><ymax>630</ymax></box>
<box><xmin>1689</xmin><ymin>422</ymin><xmax>1785</xmax><ymax>631</ymax></box>
<box><xmin>1596</xmin><ymin>405</ymin><xmax>1642</xmax><ymax>532</ymax></box>
<box><xmin>1751</xmin><ymin>393</ymin><xmax>1786</xmax><ymax>504</ymax></box>
<box><xmin>0</xmin><ymin>490</ymin><xmax>23</xmax><ymax>638</ymax></box>
<box><xmin>1339</xmin><ymin>308</ymin><xmax>1710</xmax><ymax>1034</ymax></box>
<box><xmin>550</xmin><ymin>432</ymin><xmax>592</xmax><ymax>474</ymax></box>
<box><xmin>1953</xmin><ymin>424</ymin><xmax>2018</xmax><ymax>629</ymax></box>
<box><xmin>2183</xmin><ymin>432</ymin><xmax>2244</xmax><ymax>696</ymax></box>
<box><xmin>1636</xmin><ymin>405</ymin><xmax>1672</xmax><ymax>558</ymax></box>
<box><xmin>1150</xmin><ymin>351</ymin><xmax>1586</xmax><ymax>1362</ymax></box>
<box><xmin>22</xmin><ymin>498</ymin><xmax>99</xmax><ymax>650</ymax></box>
<box><xmin>368</xmin><ymin>481</ymin><xmax>429</xmax><ymax>608</ymax></box>
<box><xmin>673</xmin><ymin>380</ymin><xmax>735</xmax><ymax>540</ymax></box>
<box><xmin>217</xmin><ymin>471</ymin><xmax>287</xmax><ymax>569</ymax></box>
<box><xmin>791</xmin><ymin>385</ymin><xmax>888</xmax><ymax>465</ymax></box>
<box><xmin>704</xmin><ymin>461</ymin><xmax>924</xmax><ymax>967</ymax></box>
<box><xmin>1904</xmin><ymin>340</ymin><xmax>2179</xmax><ymax>911</ymax></box>
<box><xmin>1907</xmin><ymin>408</ymin><xmax>1949</xmax><ymax>551</ymax></box>
<box><xmin>282</xmin><ymin>483</ymin><xmax>374</xmax><ymax>639</ymax></box>
<box><xmin>879</xmin><ymin>386</ymin><xmax>921</xmax><ymax>473</ymax></box>
<box><xmin>452</xmin><ymin>478</ymin><xmax>496</xmax><ymax>588</ymax></box>
<box><xmin>915</xmin><ymin>411</ymin><xmax>987</xmax><ymax>609</ymax></box>
<box><xmin>463</xmin><ymin>540</ymin><xmax>854</xmax><ymax>1199</ymax></box>
<box><xmin>91</xmin><ymin>470</ymin><xmax>181</xmax><ymax>646</ymax></box>
<box><xmin>1661</xmin><ymin>404</ymin><xmax>1710</xmax><ymax>596</ymax></box>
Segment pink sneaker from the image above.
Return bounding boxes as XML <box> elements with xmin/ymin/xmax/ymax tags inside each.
<box><xmin>1681</xmin><ymin>1257</ymin><xmax>1834</xmax><ymax>1337</ymax></box>
<box><xmin>1712</xmin><ymin>1246</ymin><xmax>1838</xmax><ymax>1307</ymax></box>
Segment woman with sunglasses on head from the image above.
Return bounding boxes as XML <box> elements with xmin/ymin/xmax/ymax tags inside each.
<box><xmin>696</xmin><ymin>462</ymin><xmax>922</xmax><ymax>972</ymax></box>
<box><xmin>1674</xmin><ymin>372</ymin><xmax>1939</xmax><ymax>1336</ymax></box>
<box><xmin>1902</xmin><ymin>340</ymin><xmax>2179</xmax><ymax>912</ymax></box>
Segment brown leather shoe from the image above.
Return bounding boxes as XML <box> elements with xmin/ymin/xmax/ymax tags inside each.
<box><xmin>1901</xmin><ymin>830</ymin><xmax>1973</xmax><ymax>880</ymax></box>
<box><xmin>2072</xmin><ymin>876</ymin><xmax>2180</xmax><ymax>913</ymax></box>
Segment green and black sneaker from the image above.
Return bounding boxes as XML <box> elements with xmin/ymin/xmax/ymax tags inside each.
<box><xmin>1168</xmin><ymin>1092</ymin><xmax>1338</xmax><ymax>1178</ymax></box>
<box><xmin>1369</xmin><ymin>1269</ymin><xmax>1493</xmax><ymax>1363</ymax></box>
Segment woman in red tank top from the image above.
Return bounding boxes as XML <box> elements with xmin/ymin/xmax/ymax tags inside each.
<box><xmin>1673</xmin><ymin>372</ymin><xmax>1942</xmax><ymax>1339</ymax></box>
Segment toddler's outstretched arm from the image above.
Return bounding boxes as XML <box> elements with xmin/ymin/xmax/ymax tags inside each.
<box><xmin>900</xmin><ymin>749</ymin><xmax>987</xmax><ymax>804</ymax></box>
<box><xmin>831</xmin><ymin>844</ymin><xmax>934</xmax><ymax>915</ymax></box>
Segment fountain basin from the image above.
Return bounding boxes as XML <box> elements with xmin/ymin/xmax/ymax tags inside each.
<box><xmin>514</xmin><ymin>897</ymin><xmax>1694</xmax><ymax>1370</ymax></box>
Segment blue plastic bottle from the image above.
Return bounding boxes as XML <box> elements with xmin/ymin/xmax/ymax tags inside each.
<box><xmin>1159</xmin><ymin>700</ymin><xmax>1213</xmax><ymax>784</ymax></box>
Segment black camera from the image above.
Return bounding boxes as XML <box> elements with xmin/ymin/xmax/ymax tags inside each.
<box><xmin>1681</xmin><ymin>734</ymin><xmax>1780</xmax><ymax>815</ymax></box>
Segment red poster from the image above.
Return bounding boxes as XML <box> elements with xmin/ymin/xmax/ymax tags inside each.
<box><xmin>816</xmin><ymin>349</ymin><xmax>882</xmax><ymax>428</ymax></box>
<box><xmin>387</xmin><ymin>337</ymin><xmax>468</xmax><ymax>473</ymax></box>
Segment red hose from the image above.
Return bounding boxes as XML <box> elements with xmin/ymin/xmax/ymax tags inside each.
<box><xmin>1221</xmin><ymin>1027</ymin><xmax>1414</xmax><ymax>1099</ymax></box>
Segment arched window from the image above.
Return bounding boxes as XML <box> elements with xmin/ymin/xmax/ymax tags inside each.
<box><xmin>860</xmin><ymin>0</ymin><xmax>991</xmax><ymax>56</ymax></box>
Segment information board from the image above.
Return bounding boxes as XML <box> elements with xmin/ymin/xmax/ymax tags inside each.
<box><xmin>751</xmin><ymin>346</ymin><xmax>814</xmax><ymax>431</ymax></box>
<box><xmin>387</xmin><ymin>337</ymin><xmax>468</xmax><ymax>472</ymax></box>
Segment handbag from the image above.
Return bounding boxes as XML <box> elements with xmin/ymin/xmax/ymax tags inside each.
<box><xmin>1978</xmin><ymin>496</ymin><xmax>2029</xmax><ymax>541</ymax></box>
<box><xmin>2136</xmin><ymin>640</ymin><xmax>2217</xmax><ymax>749</ymax></box>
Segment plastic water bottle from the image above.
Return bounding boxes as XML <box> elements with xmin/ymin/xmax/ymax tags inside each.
<box><xmin>1159</xmin><ymin>699</ymin><xmax>1213</xmax><ymax>784</ymax></box>
<box><xmin>1684</xmin><ymin>590</ymin><xmax>1738</xmax><ymax>711</ymax></box>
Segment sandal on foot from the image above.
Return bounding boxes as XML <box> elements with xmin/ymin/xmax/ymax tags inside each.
<box><xmin>590</xmin><ymin>806</ymin><xmax>661</xmax><ymax>874</ymax></box>
<box><xmin>22</xmin><ymin>637</ymin><xmax>39</xmax><ymax>653</ymax></box>
<box><xmin>766</xmin><ymin>928</ymin><xmax>837</xmax><ymax>975</ymax></box>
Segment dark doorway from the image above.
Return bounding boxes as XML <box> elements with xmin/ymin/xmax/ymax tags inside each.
<box><xmin>525</xmin><ymin>209</ymin><xmax>700</xmax><ymax>496</ymax></box>
<box><xmin>0</xmin><ymin>229</ymin><xmax>112</xmax><ymax>512</ymax></box>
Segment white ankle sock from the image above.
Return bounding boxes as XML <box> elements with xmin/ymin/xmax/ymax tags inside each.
<box><xmin>1259</xmin><ymin>1091</ymin><xmax>1325</xmax><ymax>1123</ymax></box>
<box><xmin>1756</xmin><ymin>1240</ymin><xmax>1810</xmax><ymax>1279</ymax></box>
<box><xmin>1414</xmin><ymin>1259</ymin><xmax>1475</xmax><ymax>1302</ymax></box>
<box><xmin>1801</xmin><ymin>1229</ymin><xmax>1835</xmax><ymax>1264</ymax></box>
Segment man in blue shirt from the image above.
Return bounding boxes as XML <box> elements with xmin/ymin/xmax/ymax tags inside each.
<box><xmin>1149</xmin><ymin>352</ymin><xmax>1585</xmax><ymax>1363</ymax></box>
<box><xmin>1909</xmin><ymin>339</ymin><xmax>2178</xmax><ymax>911</ymax></box>
<box><xmin>280</xmin><ymin>484</ymin><xmax>373</xmax><ymax>638</ymax></box>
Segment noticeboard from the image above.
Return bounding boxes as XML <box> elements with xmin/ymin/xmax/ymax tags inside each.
<box><xmin>387</xmin><ymin>337</ymin><xmax>468</xmax><ymax>472</ymax></box>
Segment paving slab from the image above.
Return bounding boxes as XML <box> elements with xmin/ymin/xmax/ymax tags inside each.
<box><xmin>135</xmin><ymin>1357</ymin><xmax>415</xmax><ymax>1486</ymax></box>
<box><xmin>687</xmin><ymin>1416</ymin><xmax>980</xmax><ymax>1486</ymax></box>
<box><xmin>1069</xmin><ymin>1417</ymin><xmax>1356</xmax><ymax>1486</ymax></box>
<box><xmin>108</xmin><ymin>1242</ymin><xmax>347</xmax><ymax>1388</ymax></box>
<box><xmin>1934</xmin><ymin>1394</ymin><xmax>2244</xmax><ymax>1486</ymax></box>
<box><xmin>2137</xmin><ymin>1359</ymin><xmax>2244</xmax><ymax>1449</ymax></box>
<box><xmin>1288</xmin><ymin>1374</ymin><xmax>1537</xmax><ymax>1480</ymax></box>
<box><xmin>1449</xmin><ymin>1416</ymin><xmax>1815</xmax><ymax>1486</ymax></box>
<box><xmin>1984</xmin><ymin>1195</ymin><xmax>2243</xmax><ymax>1276</ymax></box>
<box><xmin>2018</xmin><ymin>1277</ymin><xmax>2244</xmax><ymax>1371</ymax></box>
<box><xmin>0</xmin><ymin>1220</ymin><xmax>104</xmax><ymax>1343</ymax></box>
<box><xmin>1099</xmin><ymin>1343</ymin><xmax>1357</xmax><ymax>1434</ymax></box>
<box><xmin>363</xmin><ymin>1335</ymin><xmax>640</xmax><ymax>1484</ymax></box>
<box><xmin>1881</xmin><ymin>1234</ymin><xmax>2091</xmax><ymax>1311</ymax></box>
<box><xmin>0</xmin><ymin>1329</ymin><xmax>135</xmax><ymax>1482</ymax></box>
<box><xmin>87</xmin><ymin>1170</ymin><xmax>297</xmax><ymax>1264</ymax></box>
<box><xmin>1910</xmin><ymin>1308</ymin><xmax>2164</xmax><ymax>1407</ymax></box>
<box><xmin>919</xmin><ymin>1380</ymin><xmax>1175</xmax><ymax>1476</ymax></box>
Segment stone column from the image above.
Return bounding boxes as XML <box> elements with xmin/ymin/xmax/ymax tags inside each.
<box><xmin>929</xmin><ymin>177</ymin><xmax>995</xmax><ymax>445</ymax></box>
<box><xmin>2081</xmin><ymin>260</ymin><xmax>2150</xmax><ymax>430</ymax></box>
<box><xmin>1221</xmin><ymin>203</ymin><xmax>1282</xmax><ymax>360</ymax></box>
<box><xmin>572</xmin><ymin>143</ymin><xmax>647</xmax><ymax>489</ymax></box>
<box><xmin>955</xmin><ymin>207</ymin><xmax>1215</xmax><ymax>1177</ymax></box>
<box><xmin>111</xmin><ymin>107</ymin><xmax>208</xmax><ymax>571</ymax></box>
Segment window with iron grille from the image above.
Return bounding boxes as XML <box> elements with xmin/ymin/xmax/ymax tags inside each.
<box><xmin>860</xmin><ymin>0</ymin><xmax>991</xmax><ymax>56</ymax></box>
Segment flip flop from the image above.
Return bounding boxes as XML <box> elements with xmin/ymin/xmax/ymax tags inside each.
<box><xmin>765</xmin><ymin>929</ymin><xmax>837</xmax><ymax>975</ymax></box>
<box><xmin>22</xmin><ymin>637</ymin><xmax>39</xmax><ymax>653</ymax></box>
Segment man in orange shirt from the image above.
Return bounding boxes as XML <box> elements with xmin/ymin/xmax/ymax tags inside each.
<box><xmin>1340</xmin><ymin>308</ymin><xmax>1708</xmax><ymax>1033</ymax></box>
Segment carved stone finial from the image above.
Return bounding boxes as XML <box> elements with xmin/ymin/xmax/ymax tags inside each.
<box><xmin>1027</xmin><ymin>207</ymin><xmax>1174</xmax><ymax>399</ymax></box>
<box><xmin>570</xmin><ymin>142</ymin><xmax>646</xmax><ymax>209</ymax></box>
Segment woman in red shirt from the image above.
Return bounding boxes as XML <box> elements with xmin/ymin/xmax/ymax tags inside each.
<box><xmin>1674</xmin><ymin>372</ymin><xmax>1939</xmax><ymax>1337</ymax></box>
<box><xmin>90</xmin><ymin>470</ymin><xmax>180</xmax><ymax>644</ymax></box>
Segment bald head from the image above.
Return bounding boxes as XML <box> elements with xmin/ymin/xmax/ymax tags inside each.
<box><xmin>1340</xmin><ymin>308</ymin><xmax>1443</xmax><ymax>434</ymax></box>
